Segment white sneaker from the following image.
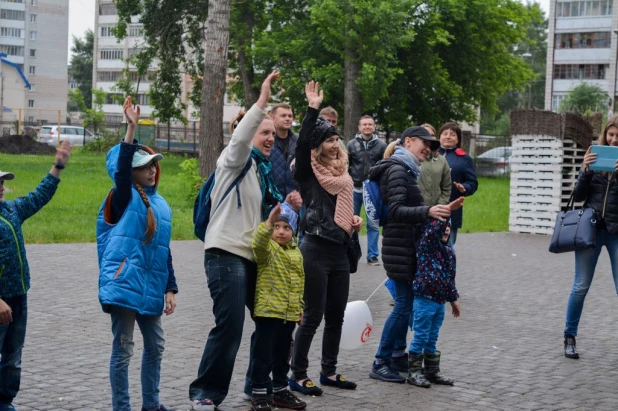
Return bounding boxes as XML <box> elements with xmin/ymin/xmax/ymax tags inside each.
<box><xmin>191</xmin><ymin>399</ymin><xmax>215</xmax><ymax>411</ymax></box>
<box><xmin>242</xmin><ymin>392</ymin><xmax>251</xmax><ymax>401</ymax></box>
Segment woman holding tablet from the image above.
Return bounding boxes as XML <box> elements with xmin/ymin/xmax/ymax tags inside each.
<box><xmin>563</xmin><ymin>115</ymin><xmax>618</xmax><ymax>359</ymax></box>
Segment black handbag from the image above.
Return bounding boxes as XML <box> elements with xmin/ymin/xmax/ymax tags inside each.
<box><xmin>347</xmin><ymin>231</ymin><xmax>362</xmax><ymax>273</ymax></box>
<box><xmin>548</xmin><ymin>192</ymin><xmax>597</xmax><ymax>254</ymax></box>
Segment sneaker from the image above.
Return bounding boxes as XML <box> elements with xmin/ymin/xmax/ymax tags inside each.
<box><xmin>273</xmin><ymin>389</ymin><xmax>307</xmax><ymax>410</ymax></box>
<box><xmin>369</xmin><ymin>362</ymin><xmax>406</xmax><ymax>383</ymax></box>
<box><xmin>251</xmin><ymin>395</ymin><xmax>272</xmax><ymax>411</ymax></box>
<box><xmin>564</xmin><ymin>334</ymin><xmax>579</xmax><ymax>359</ymax></box>
<box><xmin>391</xmin><ymin>353</ymin><xmax>408</xmax><ymax>372</ymax></box>
<box><xmin>242</xmin><ymin>392</ymin><xmax>252</xmax><ymax>401</ymax></box>
<box><xmin>368</xmin><ymin>257</ymin><xmax>381</xmax><ymax>266</ymax></box>
<box><xmin>191</xmin><ymin>399</ymin><xmax>215</xmax><ymax>411</ymax></box>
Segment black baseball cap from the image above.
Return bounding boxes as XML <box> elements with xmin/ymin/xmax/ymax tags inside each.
<box><xmin>400</xmin><ymin>126</ymin><xmax>440</xmax><ymax>151</ymax></box>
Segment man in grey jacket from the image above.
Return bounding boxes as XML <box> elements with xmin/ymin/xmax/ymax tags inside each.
<box><xmin>347</xmin><ymin>115</ymin><xmax>386</xmax><ymax>266</ymax></box>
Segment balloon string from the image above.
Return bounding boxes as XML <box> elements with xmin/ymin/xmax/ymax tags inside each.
<box><xmin>366</xmin><ymin>278</ymin><xmax>388</xmax><ymax>303</ymax></box>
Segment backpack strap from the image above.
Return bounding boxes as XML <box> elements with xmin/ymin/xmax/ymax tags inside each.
<box><xmin>215</xmin><ymin>156</ymin><xmax>254</xmax><ymax>210</ymax></box>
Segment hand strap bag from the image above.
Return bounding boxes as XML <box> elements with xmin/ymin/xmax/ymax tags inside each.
<box><xmin>548</xmin><ymin>192</ymin><xmax>597</xmax><ymax>254</ymax></box>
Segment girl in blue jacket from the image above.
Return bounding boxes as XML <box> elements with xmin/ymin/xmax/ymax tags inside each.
<box><xmin>97</xmin><ymin>97</ymin><xmax>178</xmax><ymax>411</ymax></box>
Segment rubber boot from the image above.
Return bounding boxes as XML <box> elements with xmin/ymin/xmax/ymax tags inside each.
<box><xmin>423</xmin><ymin>351</ymin><xmax>454</xmax><ymax>385</ymax></box>
<box><xmin>406</xmin><ymin>352</ymin><xmax>431</xmax><ymax>388</ymax></box>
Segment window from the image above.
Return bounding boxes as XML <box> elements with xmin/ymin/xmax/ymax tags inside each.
<box><xmin>28</xmin><ymin>100</ymin><xmax>34</xmax><ymax>108</ymax></box>
<box><xmin>553</xmin><ymin>64</ymin><xmax>609</xmax><ymax>80</ymax></box>
<box><xmin>137</xmin><ymin>94</ymin><xmax>149</xmax><ymax>106</ymax></box>
<box><xmin>100</xmin><ymin>26</ymin><xmax>113</xmax><ymax>37</ymax></box>
<box><xmin>105</xmin><ymin>93</ymin><xmax>123</xmax><ymax>104</ymax></box>
<box><xmin>554</xmin><ymin>32</ymin><xmax>613</xmax><ymax>49</ymax></box>
<box><xmin>556</xmin><ymin>1</ymin><xmax>612</xmax><ymax>17</ymax></box>
<box><xmin>29</xmin><ymin>65</ymin><xmax>35</xmax><ymax>74</ymax></box>
<box><xmin>29</xmin><ymin>49</ymin><xmax>35</xmax><ymax>57</ymax></box>
<box><xmin>0</xmin><ymin>28</ymin><xmax>23</xmax><ymax>38</ymax></box>
<box><xmin>30</xmin><ymin>31</ymin><xmax>36</xmax><ymax>40</ymax></box>
<box><xmin>29</xmin><ymin>83</ymin><xmax>34</xmax><ymax>91</ymax></box>
<box><xmin>128</xmin><ymin>24</ymin><xmax>144</xmax><ymax>37</ymax></box>
<box><xmin>30</xmin><ymin>0</ymin><xmax>36</xmax><ymax>5</ymax></box>
<box><xmin>0</xmin><ymin>45</ymin><xmax>24</xmax><ymax>56</ymax></box>
<box><xmin>97</xmin><ymin>70</ymin><xmax>122</xmax><ymax>82</ymax></box>
<box><xmin>552</xmin><ymin>94</ymin><xmax>566</xmax><ymax>112</ymax></box>
<box><xmin>99</xmin><ymin>3</ymin><xmax>117</xmax><ymax>15</ymax></box>
<box><xmin>30</xmin><ymin>14</ymin><xmax>35</xmax><ymax>22</ymax></box>
<box><xmin>27</xmin><ymin>116</ymin><xmax>34</xmax><ymax>123</ymax></box>
<box><xmin>1</xmin><ymin>0</ymin><xmax>24</xmax><ymax>3</ymax></box>
<box><xmin>100</xmin><ymin>49</ymin><xmax>123</xmax><ymax>60</ymax></box>
<box><xmin>0</xmin><ymin>9</ymin><xmax>25</xmax><ymax>20</ymax></box>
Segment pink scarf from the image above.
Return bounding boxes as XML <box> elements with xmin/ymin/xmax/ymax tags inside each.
<box><xmin>310</xmin><ymin>150</ymin><xmax>354</xmax><ymax>236</ymax></box>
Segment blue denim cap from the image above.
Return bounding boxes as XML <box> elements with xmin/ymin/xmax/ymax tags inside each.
<box><xmin>132</xmin><ymin>148</ymin><xmax>163</xmax><ymax>168</ymax></box>
<box><xmin>277</xmin><ymin>202</ymin><xmax>299</xmax><ymax>235</ymax></box>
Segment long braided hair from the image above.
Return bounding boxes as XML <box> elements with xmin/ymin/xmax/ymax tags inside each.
<box><xmin>134</xmin><ymin>182</ymin><xmax>156</xmax><ymax>244</ymax></box>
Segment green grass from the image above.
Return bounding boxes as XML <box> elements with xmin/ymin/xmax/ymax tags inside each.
<box><xmin>460</xmin><ymin>177</ymin><xmax>510</xmax><ymax>233</ymax></box>
<box><xmin>1</xmin><ymin>151</ymin><xmax>510</xmax><ymax>243</ymax></box>
<box><xmin>1</xmin><ymin>150</ymin><xmax>195</xmax><ymax>243</ymax></box>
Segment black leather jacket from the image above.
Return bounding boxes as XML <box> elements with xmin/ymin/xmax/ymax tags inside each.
<box><xmin>293</xmin><ymin>107</ymin><xmax>350</xmax><ymax>244</ymax></box>
<box><xmin>347</xmin><ymin>135</ymin><xmax>386</xmax><ymax>189</ymax></box>
<box><xmin>574</xmin><ymin>169</ymin><xmax>618</xmax><ymax>234</ymax></box>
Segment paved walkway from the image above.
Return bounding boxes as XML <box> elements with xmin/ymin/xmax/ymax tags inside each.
<box><xmin>16</xmin><ymin>232</ymin><xmax>618</xmax><ymax>410</ymax></box>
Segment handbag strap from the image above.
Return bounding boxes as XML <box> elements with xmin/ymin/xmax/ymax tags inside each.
<box><xmin>563</xmin><ymin>191</ymin><xmax>576</xmax><ymax>213</ymax></box>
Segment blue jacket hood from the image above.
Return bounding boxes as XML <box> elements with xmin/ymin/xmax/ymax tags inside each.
<box><xmin>106</xmin><ymin>143</ymin><xmax>161</xmax><ymax>194</ymax></box>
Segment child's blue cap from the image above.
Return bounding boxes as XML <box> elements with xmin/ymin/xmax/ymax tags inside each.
<box><xmin>277</xmin><ymin>202</ymin><xmax>299</xmax><ymax>235</ymax></box>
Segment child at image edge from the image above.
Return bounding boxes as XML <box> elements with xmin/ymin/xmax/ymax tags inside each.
<box><xmin>407</xmin><ymin>199</ymin><xmax>463</xmax><ymax>388</ymax></box>
<box><xmin>250</xmin><ymin>202</ymin><xmax>307</xmax><ymax>411</ymax></box>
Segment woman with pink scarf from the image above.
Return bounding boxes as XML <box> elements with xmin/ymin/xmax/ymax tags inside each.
<box><xmin>289</xmin><ymin>82</ymin><xmax>363</xmax><ymax>396</ymax></box>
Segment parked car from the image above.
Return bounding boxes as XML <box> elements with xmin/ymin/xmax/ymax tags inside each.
<box><xmin>475</xmin><ymin>146</ymin><xmax>512</xmax><ymax>177</ymax></box>
<box><xmin>39</xmin><ymin>125</ymin><xmax>99</xmax><ymax>146</ymax></box>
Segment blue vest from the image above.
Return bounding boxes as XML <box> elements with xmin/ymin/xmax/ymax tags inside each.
<box><xmin>97</xmin><ymin>186</ymin><xmax>172</xmax><ymax>316</ymax></box>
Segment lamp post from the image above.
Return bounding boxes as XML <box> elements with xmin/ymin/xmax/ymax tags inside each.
<box><xmin>522</xmin><ymin>52</ymin><xmax>533</xmax><ymax>108</ymax></box>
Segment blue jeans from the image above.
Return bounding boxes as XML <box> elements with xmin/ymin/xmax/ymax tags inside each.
<box><xmin>353</xmin><ymin>191</ymin><xmax>379</xmax><ymax>260</ymax></box>
<box><xmin>564</xmin><ymin>230</ymin><xmax>618</xmax><ymax>337</ymax></box>
<box><xmin>410</xmin><ymin>296</ymin><xmax>445</xmax><ymax>354</ymax></box>
<box><xmin>375</xmin><ymin>279</ymin><xmax>413</xmax><ymax>362</ymax></box>
<box><xmin>189</xmin><ymin>249</ymin><xmax>257</xmax><ymax>406</ymax></box>
<box><xmin>448</xmin><ymin>227</ymin><xmax>458</xmax><ymax>248</ymax></box>
<box><xmin>384</xmin><ymin>279</ymin><xmax>414</xmax><ymax>354</ymax></box>
<box><xmin>109</xmin><ymin>305</ymin><xmax>165</xmax><ymax>411</ymax></box>
<box><xmin>0</xmin><ymin>295</ymin><xmax>27</xmax><ymax>405</ymax></box>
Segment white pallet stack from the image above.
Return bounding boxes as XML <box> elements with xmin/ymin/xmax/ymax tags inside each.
<box><xmin>509</xmin><ymin>135</ymin><xmax>585</xmax><ymax>235</ymax></box>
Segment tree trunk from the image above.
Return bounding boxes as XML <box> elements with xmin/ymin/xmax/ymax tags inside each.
<box><xmin>344</xmin><ymin>43</ymin><xmax>362</xmax><ymax>142</ymax></box>
<box><xmin>199</xmin><ymin>0</ymin><xmax>232</xmax><ymax>177</ymax></box>
<box><xmin>236</xmin><ymin>10</ymin><xmax>259</xmax><ymax>108</ymax></box>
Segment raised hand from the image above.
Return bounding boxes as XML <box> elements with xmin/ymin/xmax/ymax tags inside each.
<box><xmin>453</xmin><ymin>181</ymin><xmax>466</xmax><ymax>194</ymax></box>
<box><xmin>123</xmin><ymin>96</ymin><xmax>140</xmax><ymax>127</ymax></box>
<box><xmin>285</xmin><ymin>190</ymin><xmax>302</xmax><ymax>211</ymax></box>
<box><xmin>55</xmin><ymin>140</ymin><xmax>71</xmax><ymax>166</ymax></box>
<box><xmin>266</xmin><ymin>203</ymin><xmax>282</xmax><ymax>228</ymax></box>
<box><xmin>256</xmin><ymin>71</ymin><xmax>280</xmax><ymax>110</ymax></box>
<box><xmin>305</xmin><ymin>81</ymin><xmax>324</xmax><ymax>109</ymax></box>
<box><xmin>428</xmin><ymin>204</ymin><xmax>451</xmax><ymax>222</ymax></box>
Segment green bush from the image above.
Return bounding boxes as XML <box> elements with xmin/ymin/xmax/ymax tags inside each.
<box><xmin>179</xmin><ymin>157</ymin><xmax>205</xmax><ymax>201</ymax></box>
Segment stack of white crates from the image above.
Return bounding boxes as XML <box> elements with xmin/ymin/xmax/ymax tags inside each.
<box><xmin>509</xmin><ymin>111</ymin><xmax>593</xmax><ymax>235</ymax></box>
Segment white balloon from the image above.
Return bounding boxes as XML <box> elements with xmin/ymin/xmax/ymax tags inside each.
<box><xmin>340</xmin><ymin>301</ymin><xmax>373</xmax><ymax>351</ymax></box>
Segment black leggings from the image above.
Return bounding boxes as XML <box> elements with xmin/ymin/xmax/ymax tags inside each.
<box><xmin>291</xmin><ymin>235</ymin><xmax>350</xmax><ymax>380</ymax></box>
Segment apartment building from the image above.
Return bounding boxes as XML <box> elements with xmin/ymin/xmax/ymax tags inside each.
<box><xmin>0</xmin><ymin>0</ymin><xmax>69</xmax><ymax>124</ymax></box>
<box><xmin>545</xmin><ymin>0</ymin><xmax>617</xmax><ymax>114</ymax></box>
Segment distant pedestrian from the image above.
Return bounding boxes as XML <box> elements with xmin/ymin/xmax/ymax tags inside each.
<box><xmin>290</xmin><ymin>81</ymin><xmax>363</xmax><ymax>395</ymax></box>
<box><xmin>97</xmin><ymin>97</ymin><xmax>177</xmax><ymax>411</ymax></box>
<box><xmin>438</xmin><ymin>122</ymin><xmax>478</xmax><ymax>247</ymax></box>
<box><xmin>249</xmin><ymin>202</ymin><xmax>306</xmax><ymax>411</ymax></box>
<box><xmin>563</xmin><ymin>115</ymin><xmax>618</xmax><ymax>359</ymax></box>
<box><xmin>347</xmin><ymin>115</ymin><xmax>386</xmax><ymax>266</ymax></box>
<box><xmin>0</xmin><ymin>140</ymin><xmax>71</xmax><ymax>411</ymax></box>
<box><xmin>408</xmin><ymin>216</ymin><xmax>461</xmax><ymax>388</ymax></box>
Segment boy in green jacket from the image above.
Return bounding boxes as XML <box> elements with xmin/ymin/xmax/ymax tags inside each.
<box><xmin>250</xmin><ymin>202</ymin><xmax>306</xmax><ymax>411</ymax></box>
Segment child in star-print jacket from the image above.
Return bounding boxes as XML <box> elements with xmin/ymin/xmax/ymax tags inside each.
<box><xmin>407</xmin><ymin>218</ymin><xmax>461</xmax><ymax>388</ymax></box>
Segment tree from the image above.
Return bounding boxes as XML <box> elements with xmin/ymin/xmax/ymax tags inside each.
<box><xmin>69</xmin><ymin>88</ymin><xmax>106</xmax><ymax>133</ymax></box>
<box><xmin>69</xmin><ymin>29</ymin><xmax>94</xmax><ymax>109</ymax></box>
<box><xmin>560</xmin><ymin>84</ymin><xmax>609</xmax><ymax>116</ymax></box>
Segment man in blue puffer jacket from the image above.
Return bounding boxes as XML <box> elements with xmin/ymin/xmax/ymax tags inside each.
<box><xmin>0</xmin><ymin>140</ymin><xmax>71</xmax><ymax>411</ymax></box>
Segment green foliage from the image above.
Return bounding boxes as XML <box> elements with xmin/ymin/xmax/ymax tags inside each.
<box><xmin>69</xmin><ymin>29</ymin><xmax>94</xmax><ymax>109</ymax></box>
<box><xmin>82</xmin><ymin>129</ymin><xmax>123</xmax><ymax>154</ymax></box>
<box><xmin>480</xmin><ymin>112</ymin><xmax>510</xmax><ymax>136</ymax></box>
<box><xmin>560</xmin><ymin>83</ymin><xmax>609</xmax><ymax>116</ymax></box>
<box><xmin>460</xmin><ymin>177</ymin><xmax>510</xmax><ymax>233</ymax></box>
<box><xmin>178</xmin><ymin>157</ymin><xmax>205</xmax><ymax>201</ymax></box>
<box><xmin>69</xmin><ymin>88</ymin><xmax>107</xmax><ymax>133</ymax></box>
